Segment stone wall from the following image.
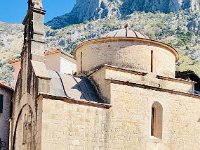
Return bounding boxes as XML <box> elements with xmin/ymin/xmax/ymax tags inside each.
<box><xmin>40</xmin><ymin>98</ymin><xmax>109</xmax><ymax>150</ymax></box>
<box><xmin>0</xmin><ymin>87</ymin><xmax>12</xmax><ymax>150</ymax></box>
<box><xmin>90</xmin><ymin>66</ymin><xmax>200</xmax><ymax>149</ymax></box>
<box><xmin>91</xmin><ymin>67</ymin><xmax>111</xmax><ymax>102</ymax></box>
<box><xmin>9</xmin><ymin>60</ymin><xmax>50</xmax><ymax>150</ymax></box>
<box><xmin>76</xmin><ymin>38</ymin><xmax>177</xmax><ymax>78</ymax></box>
<box><xmin>109</xmin><ymin>82</ymin><xmax>200</xmax><ymax>149</ymax></box>
<box><xmin>10</xmin><ymin>92</ymin><xmax>40</xmax><ymax>150</ymax></box>
<box><xmin>103</xmin><ymin>66</ymin><xmax>194</xmax><ymax>94</ymax></box>
<box><xmin>45</xmin><ymin>53</ymin><xmax>61</xmax><ymax>73</ymax></box>
<box><xmin>38</xmin><ymin>67</ymin><xmax>200</xmax><ymax>149</ymax></box>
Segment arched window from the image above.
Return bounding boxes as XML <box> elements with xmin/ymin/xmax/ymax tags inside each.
<box><xmin>151</xmin><ymin>102</ymin><xmax>163</xmax><ymax>139</ymax></box>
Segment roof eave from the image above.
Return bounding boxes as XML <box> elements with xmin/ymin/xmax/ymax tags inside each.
<box><xmin>73</xmin><ymin>37</ymin><xmax>179</xmax><ymax>62</ymax></box>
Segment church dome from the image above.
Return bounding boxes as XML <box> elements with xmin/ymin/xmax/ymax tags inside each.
<box><xmin>104</xmin><ymin>28</ymin><xmax>149</xmax><ymax>39</ymax></box>
<box><xmin>75</xmin><ymin>25</ymin><xmax>179</xmax><ymax>78</ymax></box>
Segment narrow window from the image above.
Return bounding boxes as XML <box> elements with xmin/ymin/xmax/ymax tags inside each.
<box><xmin>151</xmin><ymin>102</ymin><xmax>163</xmax><ymax>139</ymax></box>
<box><xmin>23</xmin><ymin>114</ymin><xmax>27</xmax><ymax>145</ymax></box>
<box><xmin>151</xmin><ymin>50</ymin><xmax>154</xmax><ymax>73</ymax></box>
<box><xmin>81</xmin><ymin>52</ymin><xmax>83</xmax><ymax>73</ymax></box>
<box><xmin>0</xmin><ymin>95</ymin><xmax>3</xmax><ymax>113</ymax></box>
<box><xmin>151</xmin><ymin>107</ymin><xmax>155</xmax><ymax>136</ymax></box>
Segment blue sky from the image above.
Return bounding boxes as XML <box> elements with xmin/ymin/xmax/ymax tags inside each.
<box><xmin>0</xmin><ymin>0</ymin><xmax>76</xmax><ymax>23</ymax></box>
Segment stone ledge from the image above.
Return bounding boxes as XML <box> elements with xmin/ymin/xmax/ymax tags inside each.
<box><xmin>89</xmin><ymin>64</ymin><xmax>193</xmax><ymax>85</ymax></box>
<box><xmin>105</xmin><ymin>64</ymin><xmax>148</xmax><ymax>76</ymax></box>
<box><xmin>107</xmin><ymin>79</ymin><xmax>200</xmax><ymax>99</ymax></box>
<box><xmin>87</xmin><ymin>64</ymin><xmax>148</xmax><ymax>77</ymax></box>
<box><xmin>148</xmin><ymin>136</ymin><xmax>163</xmax><ymax>143</ymax></box>
<box><xmin>157</xmin><ymin>75</ymin><xmax>194</xmax><ymax>85</ymax></box>
<box><xmin>37</xmin><ymin>93</ymin><xmax>111</xmax><ymax>109</ymax></box>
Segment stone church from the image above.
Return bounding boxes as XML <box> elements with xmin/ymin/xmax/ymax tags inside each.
<box><xmin>9</xmin><ymin>0</ymin><xmax>200</xmax><ymax>150</ymax></box>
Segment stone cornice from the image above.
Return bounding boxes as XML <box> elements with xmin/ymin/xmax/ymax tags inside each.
<box><xmin>105</xmin><ymin>64</ymin><xmax>148</xmax><ymax>76</ymax></box>
<box><xmin>37</xmin><ymin>93</ymin><xmax>111</xmax><ymax>109</ymax></box>
<box><xmin>107</xmin><ymin>79</ymin><xmax>200</xmax><ymax>99</ymax></box>
<box><xmin>87</xmin><ymin>64</ymin><xmax>148</xmax><ymax>77</ymax></box>
<box><xmin>73</xmin><ymin>37</ymin><xmax>179</xmax><ymax>62</ymax></box>
<box><xmin>157</xmin><ymin>75</ymin><xmax>194</xmax><ymax>85</ymax></box>
<box><xmin>88</xmin><ymin>64</ymin><xmax>193</xmax><ymax>85</ymax></box>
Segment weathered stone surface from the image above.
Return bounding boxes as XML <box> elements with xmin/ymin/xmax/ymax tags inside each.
<box><xmin>46</xmin><ymin>0</ymin><xmax>200</xmax><ymax>29</ymax></box>
<box><xmin>47</xmin><ymin>0</ymin><xmax>109</xmax><ymax>29</ymax></box>
<box><xmin>75</xmin><ymin>37</ymin><xmax>178</xmax><ymax>78</ymax></box>
<box><xmin>0</xmin><ymin>85</ymin><xmax>12</xmax><ymax>150</ymax></box>
<box><xmin>10</xmin><ymin>0</ymin><xmax>200</xmax><ymax>149</ymax></box>
<box><xmin>38</xmin><ymin>68</ymin><xmax>200</xmax><ymax>149</ymax></box>
<box><xmin>121</xmin><ymin>0</ymin><xmax>200</xmax><ymax>14</ymax></box>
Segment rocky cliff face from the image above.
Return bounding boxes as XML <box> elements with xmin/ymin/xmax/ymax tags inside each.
<box><xmin>46</xmin><ymin>0</ymin><xmax>199</xmax><ymax>29</ymax></box>
<box><xmin>1</xmin><ymin>0</ymin><xmax>200</xmax><ymax>85</ymax></box>
<box><xmin>121</xmin><ymin>0</ymin><xmax>200</xmax><ymax>15</ymax></box>
<box><xmin>47</xmin><ymin>0</ymin><xmax>110</xmax><ymax>29</ymax></box>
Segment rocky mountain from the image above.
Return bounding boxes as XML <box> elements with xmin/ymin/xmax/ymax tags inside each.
<box><xmin>121</xmin><ymin>0</ymin><xmax>200</xmax><ymax>15</ymax></box>
<box><xmin>1</xmin><ymin>0</ymin><xmax>200</xmax><ymax>86</ymax></box>
<box><xmin>47</xmin><ymin>0</ymin><xmax>111</xmax><ymax>29</ymax></box>
<box><xmin>0</xmin><ymin>22</ymin><xmax>23</xmax><ymax>84</ymax></box>
<box><xmin>46</xmin><ymin>0</ymin><xmax>200</xmax><ymax>29</ymax></box>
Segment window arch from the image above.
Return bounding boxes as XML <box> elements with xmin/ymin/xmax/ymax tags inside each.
<box><xmin>151</xmin><ymin>101</ymin><xmax>163</xmax><ymax>139</ymax></box>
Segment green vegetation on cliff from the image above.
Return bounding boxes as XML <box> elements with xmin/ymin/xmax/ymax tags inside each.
<box><xmin>1</xmin><ymin>10</ymin><xmax>200</xmax><ymax>86</ymax></box>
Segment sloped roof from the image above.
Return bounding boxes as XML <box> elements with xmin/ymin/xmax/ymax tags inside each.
<box><xmin>48</xmin><ymin>70</ymin><xmax>103</xmax><ymax>103</ymax></box>
<box><xmin>0</xmin><ymin>82</ymin><xmax>13</xmax><ymax>91</ymax></box>
<box><xmin>104</xmin><ymin>28</ymin><xmax>149</xmax><ymax>39</ymax></box>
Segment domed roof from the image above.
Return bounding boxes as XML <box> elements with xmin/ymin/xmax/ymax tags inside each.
<box><xmin>104</xmin><ymin>27</ymin><xmax>149</xmax><ymax>39</ymax></box>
